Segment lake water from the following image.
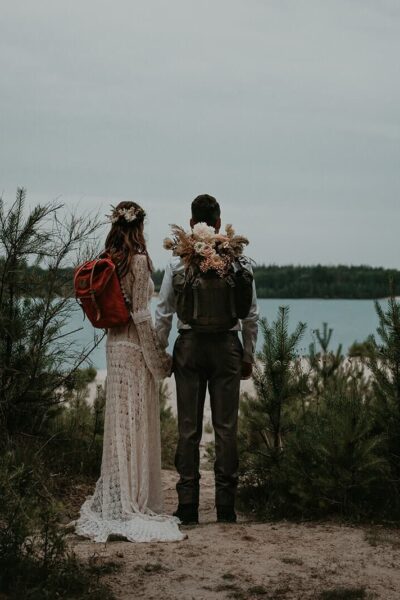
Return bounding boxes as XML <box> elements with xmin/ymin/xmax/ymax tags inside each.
<box><xmin>71</xmin><ymin>298</ymin><xmax>381</xmax><ymax>370</ymax></box>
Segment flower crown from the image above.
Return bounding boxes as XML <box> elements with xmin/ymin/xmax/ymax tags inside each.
<box><xmin>107</xmin><ymin>205</ymin><xmax>146</xmax><ymax>224</ymax></box>
<box><xmin>163</xmin><ymin>222</ymin><xmax>249</xmax><ymax>277</ymax></box>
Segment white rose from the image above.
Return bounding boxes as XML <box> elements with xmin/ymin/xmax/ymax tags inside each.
<box><xmin>192</xmin><ymin>222</ymin><xmax>216</xmax><ymax>241</ymax></box>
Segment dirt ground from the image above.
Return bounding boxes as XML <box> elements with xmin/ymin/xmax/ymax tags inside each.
<box><xmin>71</xmin><ymin>469</ymin><xmax>400</xmax><ymax>600</ymax></box>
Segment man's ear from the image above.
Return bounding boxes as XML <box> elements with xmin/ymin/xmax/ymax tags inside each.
<box><xmin>215</xmin><ymin>217</ymin><xmax>221</xmax><ymax>232</ymax></box>
<box><xmin>190</xmin><ymin>218</ymin><xmax>195</xmax><ymax>229</ymax></box>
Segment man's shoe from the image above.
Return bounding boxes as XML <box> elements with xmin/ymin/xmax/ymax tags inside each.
<box><xmin>173</xmin><ymin>503</ymin><xmax>199</xmax><ymax>525</ymax></box>
<box><xmin>217</xmin><ymin>505</ymin><xmax>237</xmax><ymax>523</ymax></box>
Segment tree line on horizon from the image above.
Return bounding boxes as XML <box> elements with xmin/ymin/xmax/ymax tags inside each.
<box><xmin>6</xmin><ymin>259</ymin><xmax>398</xmax><ymax>300</ymax></box>
<box><xmin>155</xmin><ymin>264</ymin><xmax>400</xmax><ymax>299</ymax></box>
<box><xmin>251</xmin><ymin>264</ymin><xmax>400</xmax><ymax>299</ymax></box>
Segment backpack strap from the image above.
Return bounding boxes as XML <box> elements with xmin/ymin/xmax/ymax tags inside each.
<box><xmin>89</xmin><ymin>258</ymin><xmax>102</xmax><ymax>322</ymax></box>
<box><xmin>226</xmin><ymin>275</ymin><xmax>237</xmax><ymax>318</ymax></box>
<box><xmin>103</xmin><ymin>250</ymin><xmax>132</xmax><ymax>311</ymax></box>
<box><xmin>192</xmin><ymin>278</ymin><xmax>200</xmax><ymax>319</ymax></box>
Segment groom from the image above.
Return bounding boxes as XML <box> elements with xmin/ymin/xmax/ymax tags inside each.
<box><xmin>155</xmin><ymin>194</ymin><xmax>259</xmax><ymax>524</ymax></box>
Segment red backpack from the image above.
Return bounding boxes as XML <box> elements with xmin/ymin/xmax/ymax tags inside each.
<box><xmin>74</xmin><ymin>252</ymin><xmax>131</xmax><ymax>328</ymax></box>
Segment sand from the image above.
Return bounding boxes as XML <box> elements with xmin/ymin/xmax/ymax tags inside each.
<box><xmin>71</xmin><ymin>468</ymin><xmax>400</xmax><ymax>600</ymax></box>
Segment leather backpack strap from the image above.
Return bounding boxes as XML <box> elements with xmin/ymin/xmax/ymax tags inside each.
<box><xmin>89</xmin><ymin>258</ymin><xmax>102</xmax><ymax>321</ymax></box>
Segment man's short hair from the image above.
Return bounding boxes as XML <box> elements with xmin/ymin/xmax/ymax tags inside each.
<box><xmin>191</xmin><ymin>194</ymin><xmax>221</xmax><ymax>226</ymax></box>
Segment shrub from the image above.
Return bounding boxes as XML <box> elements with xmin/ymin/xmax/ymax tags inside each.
<box><xmin>159</xmin><ymin>381</ymin><xmax>178</xmax><ymax>468</ymax></box>
<box><xmin>0</xmin><ymin>188</ymin><xmax>103</xmax><ymax>440</ymax></box>
<box><xmin>0</xmin><ymin>451</ymin><xmax>114</xmax><ymax>600</ymax></box>
<box><xmin>282</xmin><ymin>378</ymin><xmax>388</xmax><ymax>518</ymax></box>
<box><xmin>238</xmin><ymin>307</ymin><xmax>307</xmax><ymax>517</ymax></box>
<box><xmin>238</xmin><ymin>305</ymin><xmax>394</xmax><ymax>521</ymax></box>
<box><xmin>46</xmin><ymin>371</ymin><xmax>105</xmax><ymax>479</ymax></box>
<box><xmin>367</xmin><ymin>296</ymin><xmax>400</xmax><ymax>516</ymax></box>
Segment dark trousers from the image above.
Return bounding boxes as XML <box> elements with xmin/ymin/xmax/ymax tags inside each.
<box><xmin>173</xmin><ymin>330</ymin><xmax>243</xmax><ymax>507</ymax></box>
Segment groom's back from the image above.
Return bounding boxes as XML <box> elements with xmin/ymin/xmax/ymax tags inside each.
<box><xmin>155</xmin><ymin>194</ymin><xmax>259</xmax><ymax>522</ymax></box>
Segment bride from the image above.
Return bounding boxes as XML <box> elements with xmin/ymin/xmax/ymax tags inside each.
<box><xmin>76</xmin><ymin>201</ymin><xmax>184</xmax><ymax>543</ymax></box>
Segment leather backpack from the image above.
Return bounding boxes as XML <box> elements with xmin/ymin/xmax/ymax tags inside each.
<box><xmin>172</xmin><ymin>258</ymin><xmax>253</xmax><ymax>333</ymax></box>
<box><xmin>74</xmin><ymin>252</ymin><xmax>130</xmax><ymax>329</ymax></box>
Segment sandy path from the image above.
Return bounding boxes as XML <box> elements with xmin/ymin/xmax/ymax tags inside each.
<box><xmin>72</xmin><ymin>469</ymin><xmax>400</xmax><ymax>600</ymax></box>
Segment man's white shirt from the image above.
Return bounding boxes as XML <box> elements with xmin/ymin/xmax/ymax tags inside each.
<box><xmin>155</xmin><ymin>255</ymin><xmax>259</xmax><ymax>364</ymax></box>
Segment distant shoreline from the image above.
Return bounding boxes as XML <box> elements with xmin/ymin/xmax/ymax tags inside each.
<box><xmin>15</xmin><ymin>262</ymin><xmax>400</xmax><ymax>301</ymax></box>
<box><xmin>151</xmin><ymin>264</ymin><xmax>400</xmax><ymax>300</ymax></box>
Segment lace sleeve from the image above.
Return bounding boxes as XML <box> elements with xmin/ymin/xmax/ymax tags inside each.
<box><xmin>130</xmin><ymin>255</ymin><xmax>172</xmax><ymax>380</ymax></box>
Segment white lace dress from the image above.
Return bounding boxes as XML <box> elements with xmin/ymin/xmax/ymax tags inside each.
<box><xmin>76</xmin><ymin>254</ymin><xmax>185</xmax><ymax>543</ymax></box>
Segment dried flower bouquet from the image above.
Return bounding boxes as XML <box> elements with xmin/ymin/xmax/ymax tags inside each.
<box><xmin>163</xmin><ymin>222</ymin><xmax>249</xmax><ymax>277</ymax></box>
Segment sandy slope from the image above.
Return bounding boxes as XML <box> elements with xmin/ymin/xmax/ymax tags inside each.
<box><xmin>72</xmin><ymin>469</ymin><xmax>400</xmax><ymax>600</ymax></box>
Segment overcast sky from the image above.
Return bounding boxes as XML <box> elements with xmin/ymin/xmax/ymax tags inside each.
<box><xmin>1</xmin><ymin>0</ymin><xmax>399</xmax><ymax>268</ymax></box>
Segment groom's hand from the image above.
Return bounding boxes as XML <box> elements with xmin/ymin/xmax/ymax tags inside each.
<box><xmin>241</xmin><ymin>361</ymin><xmax>253</xmax><ymax>380</ymax></box>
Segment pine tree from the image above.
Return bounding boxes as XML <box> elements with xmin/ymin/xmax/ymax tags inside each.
<box><xmin>239</xmin><ymin>308</ymin><xmax>388</xmax><ymax>520</ymax></box>
<box><xmin>367</xmin><ymin>295</ymin><xmax>400</xmax><ymax>512</ymax></box>
<box><xmin>368</xmin><ymin>297</ymin><xmax>400</xmax><ymax>410</ymax></box>
<box><xmin>238</xmin><ymin>306</ymin><xmax>307</xmax><ymax>515</ymax></box>
<box><xmin>285</xmin><ymin>376</ymin><xmax>387</xmax><ymax>518</ymax></box>
<box><xmin>0</xmin><ymin>188</ymin><xmax>102</xmax><ymax>440</ymax></box>
<box><xmin>308</xmin><ymin>322</ymin><xmax>343</xmax><ymax>393</ymax></box>
<box><xmin>242</xmin><ymin>306</ymin><xmax>307</xmax><ymax>452</ymax></box>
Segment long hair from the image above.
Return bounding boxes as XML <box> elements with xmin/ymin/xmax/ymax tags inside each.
<box><xmin>105</xmin><ymin>201</ymin><xmax>152</xmax><ymax>277</ymax></box>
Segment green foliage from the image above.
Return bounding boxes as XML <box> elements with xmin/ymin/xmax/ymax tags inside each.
<box><xmin>46</xmin><ymin>371</ymin><xmax>105</xmax><ymax>478</ymax></box>
<box><xmin>239</xmin><ymin>303</ymin><xmax>398</xmax><ymax>521</ymax></box>
<box><xmin>243</xmin><ymin>307</ymin><xmax>307</xmax><ymax>453</ymax></box>
<box><xmin>348</xmin><ymin>339</ymin><xmax>374</xmax><ymax>358</ymax></box>
<box><xmin>134</xmin><ymin>263</ymin><xmax>399</xmax><ymax>299</ymax></box>
<box><xmin>238</xmin><ymin>307</ymin><xmax>308</xmax><ymax>516</ymax></box>
<box><xmin>0</xmin><ymin>452</ymin><xmax>114</xmax><ymax>600</ymax></box>
<box><xmin>0</xmin><ymin>190</ymin><xmax>112</xmax><ymax>599</ymax></box>
<box><xmin>308</xmin><ymin>322</ymin><xmax>344</xmax><ymax>395</ymax></box>
<box><xmin>283</xmin><ymin>379</ymin><xmax>388</xmax><ymax>518</ymax></box>
<box><xmin>368</xmin><ymin>297</ymin><xmax>400</xmax><ymax>408</ymax></box>
<box><xmin>159</xmin><ymin>381</ymin><xmax>178</xmax><ymax>468</ymax></box>
<box><xmin>0</xmin><ymin>188</ymin><xmax>103</xmax><ymax>440</ymax></box>
<box><xmin>204</xmin><ymin>440</ymin><xmax>216</xmax><ymax>470</ymax></box>
<box><xmin>204</xmin><ymin>420</ymin><xmax>213</xmax><ymax>434</ymax></box>
<box><xmin>253</xmin><ymin>264</ymin><xmax>400</xmax><ymax>299</ymax></box>
<box><xmin>47</xmin><ymin>376</ymin><xmax>177</xmax><ymax>476</ymax></box>
<box><xmin>366</xmin><ymin>297</ymin><xmax>400</xmax><ymax>515</ymax></box>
